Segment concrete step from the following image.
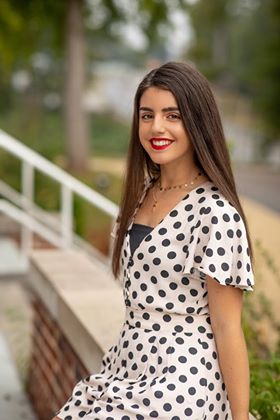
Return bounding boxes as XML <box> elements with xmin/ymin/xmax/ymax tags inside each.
<box><xmin>0</xmin><ymin>332</ymin><xmax>36</xmax><ymax>420</ymax></box>
<box><xmin>0</xmin><ymin>238</ymin><xmax>29</xmax><ymax>276</ymax></box>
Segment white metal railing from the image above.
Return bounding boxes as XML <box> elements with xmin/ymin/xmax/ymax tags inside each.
<box><xmin>0</xmin><ymin>129</ymin><xmax>119</xmax><ymax>264</ymax></box>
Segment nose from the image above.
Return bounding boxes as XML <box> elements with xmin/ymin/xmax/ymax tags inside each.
<box><xmin>151</xmin><ymin>115</ymin><xmax>165</xmax><ymax>135</ymax></box>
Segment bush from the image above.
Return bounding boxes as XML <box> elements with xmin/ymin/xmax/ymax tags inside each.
<box><xmin>250</xmin><ymin>352</ymin><xmax>280</xmax><ymax>419</ymax></box>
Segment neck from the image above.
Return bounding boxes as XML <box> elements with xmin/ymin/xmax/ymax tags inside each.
<box><xmin>158</xmin><ymin>160</ymin><xmax>200</xmax><ymax>189</ymax></box>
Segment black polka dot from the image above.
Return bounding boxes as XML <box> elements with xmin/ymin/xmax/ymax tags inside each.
<box><xmin>167</xmin><ymin>251</ymin><xmax>176</xmax><ymax>259</ymax></box>
<box><xmin>176</xmin><ymin>233</ymin><xmax>185</xmax><ymax>241</ymax></box>
<box><xmin>197</xmin><ymin>399</ymin><xmax>205</xmax><ymax>407</ymax></box>
<box><xmin>160</xmin><ymin>270</ymin><xmax>169</xmax><ymax>278</ymax></box>
<box><xmin>234</xmin><ymin>213</ymin><xmax>241</xmax><ymax>222</ymax></box>
<box><xmin>227</xmin><ymin>229</ymin><xmax>234</xmax><ymax>238</ymax></box>
<box><xmin>209</xmin><ymin>264</ymin><xmax>216</xmax><ymax>272</ymax></box>
<box><xmin>154</xmin><ymin>390</ymin><xmax>163</xmax><ymax>398</ymax></box>
<box><xmin>184</xmin><ymin>408</ymin><xmax>193</xmax><ymax>416</ymax></box>
<box><xmin>185</xmin><ymin>204</ymin><xmax>193</xmax><ymax>211</ymax></box>
<box><xmin>222</xmin><ymin>214</ymin><xmax>230</xmax><ymax>222</ymax></box>
<box><xmin>206</xmin><ymin>248</ymin><xmax>213</xmax><ymax>257</ymax></box>
<box><xmin>221</xmin><ymin>262</ymin><xmax>229</xmax><ymax>271</ymax></box>
<box><xmin>217</xmin><ymin>247</ymin><xmax>225</xmax><ymax>256</ymax></box>
<box><xmin>163</xmin><ymin>403</ymin><xmax>172</xmax><ymax>411</ymax></box>
<box><xmin>173</xmin><ymin>221</ymin><xmax>181</xmax><ymax>229</ymax></box>
<box><xmin>176</xmin><ymin>395</ymin><xmax>184</xmax><ymax>403</ymax></box>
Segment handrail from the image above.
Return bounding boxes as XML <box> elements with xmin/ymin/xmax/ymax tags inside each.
<box><xmin>0</xmin><ymin>130</ymin><xmax>119</xmax><ymax>217</ymax></box>
<box><xmin>0</xmin><ymin>199</ymin><xmax>62</xmax><ymax>248</ymax></box>
<box><xmin>0</xmin><ymin>129</ymin><xmax>119</xmax><ymax>262</ymax></box>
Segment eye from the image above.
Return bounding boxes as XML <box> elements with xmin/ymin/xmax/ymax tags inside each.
<box><xmin>140</xmin><ymin>113</ymin><xmax>153</xmax><ymax>120</ymax></box>
<box><xmin>167</xmin><ymin>113</ymin><xmax>181</xmax><ymax>120</ymax></box>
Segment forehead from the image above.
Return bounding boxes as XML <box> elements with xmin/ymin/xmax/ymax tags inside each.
<box><xmin>139</xmin><ymin>87</ymin><xmax>177</xmax><ymax>108</ymax></box>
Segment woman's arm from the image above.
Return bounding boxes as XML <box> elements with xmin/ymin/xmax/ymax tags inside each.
<box><xmin>206</xmin><ymin>275</ymin><xmax>250</xmax><ymax>420</ymax></box>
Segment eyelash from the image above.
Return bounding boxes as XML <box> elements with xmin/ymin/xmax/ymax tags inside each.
<box><xmin>140</xmin><ymin>113</ymin><xmax>181</xmax><ymax>121</ymax></box>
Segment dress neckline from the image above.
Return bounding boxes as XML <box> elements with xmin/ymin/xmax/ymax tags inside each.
<box><xmin>131</xmin><ymin>223</ymin><xmax>154</xmax><ymax>230</ymax></box>
<box><xmin>126</xmin><ymin>179</ymin><xmax>213</xmax><ymax>256</ymax></box>
<box><xmin>131</xmin><ymin>179</ymin><xmax>212</xmax><ymax>230</ymax></box>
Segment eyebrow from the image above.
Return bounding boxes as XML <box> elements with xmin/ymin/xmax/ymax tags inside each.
<box><xmin>139</xmin><ymin>106</ymin><xmax>179</xmax><ymax>112</ymax></box>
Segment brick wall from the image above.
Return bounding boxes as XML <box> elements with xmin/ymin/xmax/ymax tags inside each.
<box><xmin>27</xmin><ymin>297</ymin><xmax>89</xmax><ymax>420</ymax></box>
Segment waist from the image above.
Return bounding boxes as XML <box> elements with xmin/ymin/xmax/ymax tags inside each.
<box><xmin>125</xmin><ymin>307</ymin><xmax>211</xmax><ymax>335</ymax></box>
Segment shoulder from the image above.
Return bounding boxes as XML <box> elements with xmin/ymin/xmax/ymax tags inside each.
<box><xmin>193</xmin><ymin>181</ymin><xmax>243</xmax><ymax>223</ymax></box>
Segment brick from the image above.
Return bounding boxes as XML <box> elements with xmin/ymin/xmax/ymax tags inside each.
<box><xmin>27</xmin><ymin>296</ymin><xmax>91</xmax><ymax>419</ymax></box>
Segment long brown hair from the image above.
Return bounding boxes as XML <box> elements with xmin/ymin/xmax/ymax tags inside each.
<box><xmin>112</xmin><ymin>61</ymin><xmax>254</xmax><ymax>278</ymax></box>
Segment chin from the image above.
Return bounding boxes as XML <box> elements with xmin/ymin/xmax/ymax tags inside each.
<box><xmin>148</xmin><ymin>155</ymin><xmax>172</xmax><ymax>166</ymax></box>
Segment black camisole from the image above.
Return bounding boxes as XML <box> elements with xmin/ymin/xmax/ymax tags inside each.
<box><xmin>129</xmin><ymin>223</ymin><xmax>153</xmax><ymax>256</ymax></box>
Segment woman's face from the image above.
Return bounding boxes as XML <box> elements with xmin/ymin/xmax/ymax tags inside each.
<box><xmin>138</xmin><ymin>87</ymin><xmax>195</xmax><ymax>167</ymax></box>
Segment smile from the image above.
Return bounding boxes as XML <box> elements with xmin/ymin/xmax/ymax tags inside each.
<box><xmin>150</xmin><ymin>138</ymin><xmax>174</xmax><ymax>150</ymax></box>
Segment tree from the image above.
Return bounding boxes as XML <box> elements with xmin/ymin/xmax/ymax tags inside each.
<box><xmin>0</xmin><ymin>0</ymin><xmax>187</xmax><ymax>171</ymax></box>
<box><xmin>65</xmin><ymin>0</ymin><xmax>88</xmax><ymax>172</ymax></box>
<box><xmin>187</xmin><ymin>0</ymin><xmax>235</xmax><ymax>80</ymax></box>
<box><xmin>230</xmin><ymin>0</ymin><xmax>280</xmax><ymax>141</ymax></box>
<box><xmin>187</xmin><ymin>0</ymin><xmax>280</xmax><ymax>142</ymax></box>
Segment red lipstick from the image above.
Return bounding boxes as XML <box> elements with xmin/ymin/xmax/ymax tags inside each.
<box><xmin>150</xmin><ymin>137</ymin><xmax>174</xmax><ymax>151</ymax></box>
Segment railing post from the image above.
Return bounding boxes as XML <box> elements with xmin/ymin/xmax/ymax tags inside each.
<box><xmin>61</xmin><ymin>185</ymin><xmax>73</xmax><ymax>248</ymax></box>
<box><xmin>21</xmin><ymin>161</ymin><xmax>34</xmax><ymax>254</ymax></box>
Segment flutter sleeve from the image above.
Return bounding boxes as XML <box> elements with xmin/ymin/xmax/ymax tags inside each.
<box><xmin>183</xmin><ymin>203</ymin><xmax>254</xmax><ymax>291</ymax></box>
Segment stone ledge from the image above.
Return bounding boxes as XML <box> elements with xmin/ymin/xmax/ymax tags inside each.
<box><xmin>28</xmin><ymin>249</ymin><xmax>124</xmax><ymax>372</ymax></box>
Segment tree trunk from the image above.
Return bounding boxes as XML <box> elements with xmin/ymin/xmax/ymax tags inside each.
<box><xmin>65</xmin><ymin>0</ymin><xmax>89</xmax><ymax>172</ymax></box>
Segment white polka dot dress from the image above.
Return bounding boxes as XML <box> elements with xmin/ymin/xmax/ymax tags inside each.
<box><xmin>56</xmin><ymin>179</ymin><xmax>254</xmax><ymax>420</ymax></box>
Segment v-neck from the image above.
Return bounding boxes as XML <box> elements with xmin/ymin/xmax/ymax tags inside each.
<box><xmin>126</xmin><ymin>178</ymin><xmax>212</xmax><ymax>257</ymax></box>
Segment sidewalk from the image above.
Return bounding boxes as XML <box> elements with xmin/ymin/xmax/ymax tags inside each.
<box><xmin>0</xmin><ymin>332</ymin><xmax>36</xmax><ymax>419</ymax></box>
<box><xmin>0</xmin><ymin>276</ymin><xmax>37</xmax><ymax>420</ymax></box>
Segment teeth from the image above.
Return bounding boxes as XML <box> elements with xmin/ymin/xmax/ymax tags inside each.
<box><xmin>152</xmin><ymin>140</ymin><xmax>172</xmax><ymax>146</ymax></box>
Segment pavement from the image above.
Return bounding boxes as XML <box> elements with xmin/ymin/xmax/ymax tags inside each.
<box><xmin>0</xmin><ymin>332</ymin><xmax>36</xmax><ymax>420</ymax></box>
<box><xmin>0</xmin><ymin>276</ymin><xmax>37</xmax><ymax>420</ymax></box>
<box><xmin>233</xmin><ymin>162</ymin><xmax>280</xmax><ymax>213</ymax></box>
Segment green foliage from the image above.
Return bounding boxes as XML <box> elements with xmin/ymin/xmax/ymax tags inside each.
<box><xmin>188</xmin><ymin>0</ymin><xmax>280</xmax><ymax>142</ymax></box>
<box><xmin>250</xmin><ymin>353</ymin><xmax>280</xmax><ymax>419</ymax></box>
<box><xmin>187</xmin><ymin>0</ymin><xmax>234</xmax><ymax>79</ymax></box>
<box><xmin>242</xmin><ymin>239</ymin><xmax>280</xmax><ymax>418</ymax></box>
<box><xmin>91</xmin><ymin>113</ymin><xmax>130</xmax><ymax>157</ymax></box>
<box><xmin>231</xmin><ymin>0</ymin><xmax>280</xmax><ymax>140</ymax></box>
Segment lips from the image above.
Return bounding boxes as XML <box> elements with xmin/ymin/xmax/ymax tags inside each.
<box><xmin>150</xmin><ymin>137</ymin><xmax>174</xmax><ymax>151</ymax></box>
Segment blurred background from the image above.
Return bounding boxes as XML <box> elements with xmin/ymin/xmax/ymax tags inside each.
<box><xmin>0</xmin><ymin>0</ymin><xmax>279</xmax><ymax>419</ymax></box>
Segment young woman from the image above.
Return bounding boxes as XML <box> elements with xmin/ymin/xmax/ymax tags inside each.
<box><xmin>54</xmin><ymin>62</ymin><xmax>254</xmax><ymax>420</ymax></box>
